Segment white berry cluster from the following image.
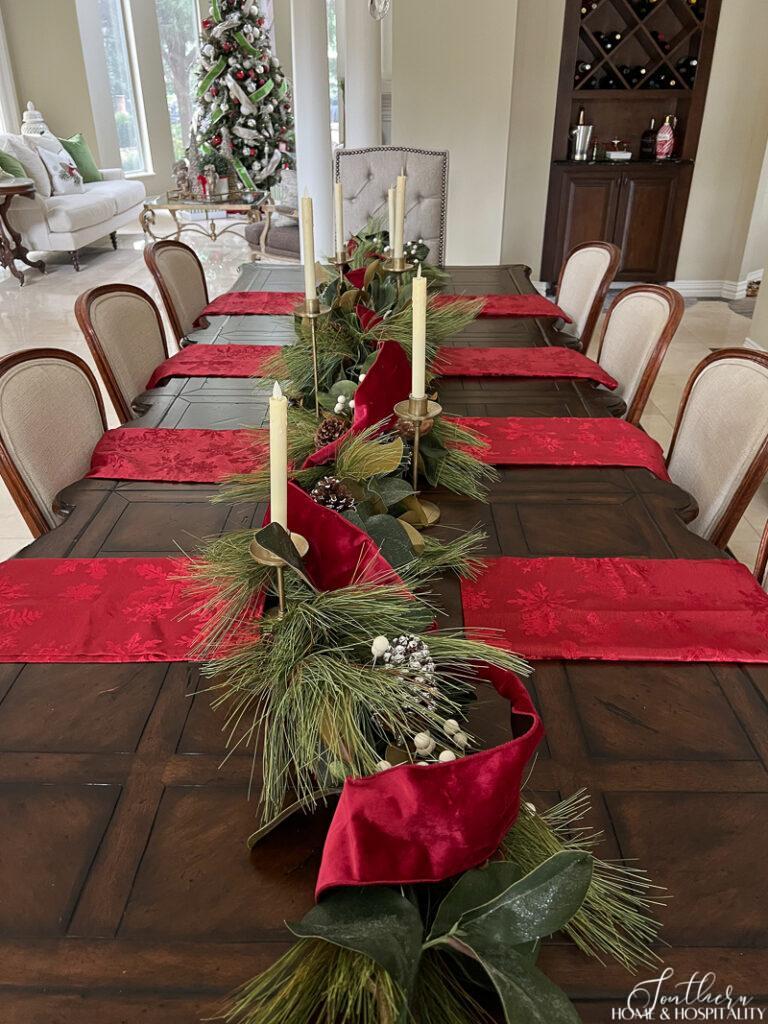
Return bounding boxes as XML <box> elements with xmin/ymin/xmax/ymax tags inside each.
<box><xmin>333</xmin><ymin>392</ymin><xmax>355</xmax><ymax>417</ymax></box>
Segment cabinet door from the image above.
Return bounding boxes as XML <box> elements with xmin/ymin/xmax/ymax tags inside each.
<box><xmin>542</xmin><ymin>167</ymin><xmax>622</xmax><ymax>281</ymax></box>
<box><xmin>613</xmin><ymin>168</ymin><xmax>680</xmax><ymax>281</ymax></box>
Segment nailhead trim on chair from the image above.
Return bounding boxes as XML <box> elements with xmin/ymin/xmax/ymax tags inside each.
<box><xmin>335</xmin><ymin>146</ymin><xmax>449</xmax><ymax>266</ymax></box>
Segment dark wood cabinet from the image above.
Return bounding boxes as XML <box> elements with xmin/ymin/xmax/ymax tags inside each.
<box><xmin>545</xmin><ymin>160</ymin><xmax>692</xmax><ymax>282</ymax></box>
<box><xmin>541</xmin><ymin>0</ymin><xmax>721</xmax><ymax>284</ymax></box>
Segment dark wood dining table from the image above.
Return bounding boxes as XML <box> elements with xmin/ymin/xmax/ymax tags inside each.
<box><xmin>1</xmin><ymin>266</ymin><xmax>766</xmax><ymax>1023</ymax></box>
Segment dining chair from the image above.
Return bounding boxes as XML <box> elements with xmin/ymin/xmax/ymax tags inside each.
<box><xmin>554</xmin><ymin>241</ymin><xmax>621</xmax><ymax>352</ymax></box>
<box><xmin>756</xmin><ymin>519</ymin><xmax>768</xmax><ymax>589</ymax></box>
<box><xmin>144</xmin><ymin>239</ymin><xmax>209</xmax><ymax>345</ymax></box>
<box><xmin>594</xmin><ymin>284</ymin><xmax>684</xmax><ymax>424</ymax></box>
<box><xmin>666</xmin><ymin>348</ymin><xmax>768</xmax><ymax>549</ymax></box>
<box><xmin>0</xmin><ymin>349</ymin><xmax>107</xmax><ymax>536</ymax></box>
<box><xmin>335</xmin><ymin>146</ymin><xmax>449</xmax><ymax>266</ymax></box>
<box><xmin>76</xmin><ymin>283</ymin><xmax>170</xmax><ymax>422</ymax></box>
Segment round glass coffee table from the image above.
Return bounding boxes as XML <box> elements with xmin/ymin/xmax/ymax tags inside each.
<box><xmin>140</xmin><ymin>191</ymin><xmax>267</xmax><ymax>244</ymax></box>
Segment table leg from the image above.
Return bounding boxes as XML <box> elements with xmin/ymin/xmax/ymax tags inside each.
<box><xmin>0</xmin><ymin>194</ymin><xmax>46</xmax><ymax>285</ymax></box>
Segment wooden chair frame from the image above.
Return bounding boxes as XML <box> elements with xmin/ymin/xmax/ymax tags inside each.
<box><xmin>594</xmin><ymin>283</ymin><xmax>685</xmax><ymax>425</ymax></box>
<box><xmin>143</xmin><ymin>239</ymin><xmax>210</xmax><ymax>346</ymax></box>
<box><xmin>755</xmin><ymin>519</ymin><xmax>768</xmax><ymax>587</ymax></box>
<box><xmin>555</xmin><ymin>240</ymin><xmax>621</xmax><ymax>353</ymax></box>
<box><xmin>666</xmin><ymin>347</ymin><xmax>768</xmax><ymax>550</ymax></box>
<box><xmin>75</xmin><ymin>283</ymin><xmax>170</xmax><ymax>423</ymax></box>
<box><xmin>0</xmin><ymin>348</ymin><xmax>107</xmax><ymax>538</ymax></box>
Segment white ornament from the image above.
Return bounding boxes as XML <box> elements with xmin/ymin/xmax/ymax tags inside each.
<box><xmin>348</xmin><ymin>400</ymin><xmax>355</xmax><ymax>410</ymax></box>
<box><xmin>453</xmin><ymin>731</ymin><xmax>469</xmax><ymax>749</ymax></box>
<box><xmin>202</xmin><ymin>44</ymin><xmax>215</xmax><ymax>58</ymax></box>
<box><xmin>256</xmin><ymin>64</ymin><xmax>265</xmax><ymax>73</ymax></box>
<box><xmin>270</xmin><ymin>56</ymin><xmax>280</xmax><ymax>67</ymax></box>
<box><xmin>443</xmin><ymin>719</ymin><xmax>460</xmax><ymax>736</ymax></box>
<box><xmin>265</xmin><ymin>103</ymin><xmax>274</xmax><ymax>113</ymax></box>
<box><xmin>247</xmin><ymin>82</ymin><xmax>258</xmax><ymax>93</ymax></box>
<box><xmin>333</xmin><ymin>402</ymin><xmax>344</xmax><ymax>415</ymax></box>
<box><xmin>204</xmin><ymin>90</ymin><xmax>214</xmax><ymax>102</ymax></box>
<box><xmin>244</xmin><ymin>59</ymin><xmax>253</xmax><ymax>69</ymax></box>
<box><xmin>438</xmin><ymin>750</ymin><xmax>457</xmax><ymax>762</ymax></box>
<box><xmin>413</xmin><ymin>732</ymin><xmax>435</xmax><ymax>755</ymax></box>
<box><xmin>371</xmin><ymin>636</ymin><xmax>391</xmax><ymax>659</ymax></box>
<box><xmin>247</xmin><ymin>118</ymin><xmax>257</xmax><ymax>128</ymax></box>
<box><xmin>358</xmin><ymin>372</ymin><xmax>366</xmax><ymax>382</ymax></box>
<box><xmin>376</xmin><ymin>760</ymin><xmax>392</xmax><ymax>772</ymax></box>
<box><xmin>337</xmin><ymin>394</ymin><xmax>347</xmax><ymax>405</ymax></box>
<box><xmin>228</xmin><ymin>56</ymin><xmax>238</xmax><ymax>66</ymax></box>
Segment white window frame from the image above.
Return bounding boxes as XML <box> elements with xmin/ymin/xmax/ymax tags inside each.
<box><xmin>0</xmin><ymin>6</ymin><xmax>20</xmax><ymax>133</ymax></box>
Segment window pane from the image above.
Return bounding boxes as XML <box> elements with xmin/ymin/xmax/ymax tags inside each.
<box><xmin>156</xmin><ymin>0</ymin><xmax>201</xmax><ymax>161</ymax></box>
<box><xmin>98</xmin><ymin>0</ymin><xmax>146</xmax><ymax>173</ymax></box>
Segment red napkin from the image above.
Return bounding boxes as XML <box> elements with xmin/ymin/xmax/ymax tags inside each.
<box><xmin>146</xmin><ymin>344</ymin><xmax>285</xmax><ymax>389</ymax></box>
<box><xmin>0</xmin><ymin>558</ymin><xmax>207</xmax><ymax>663</ymax></box>
<box><xmin>461</xmin><ymin>557</ymin><xmax>768</xmax><ymax>662</ymax></box>
<box><xmin>435</xmin><ymin>346</ymin><xmax>617</xmax><ymax>388</ymax></box>
<box><xmin>455</xmin><ymin>416</ymin><xmax>669</xmax><ymax>480</ymax></box>
<box><xmin>316</xmin><ymin>664</ymin><xmax>542</xmax><ymax>896</ymax></box>
<box><xmin>433</xmin><ymin>292</ymin><xmax>571</xmax><ymax>320</ymax></box>
<box><xmin>87</xmin><ymin>428</ymin><xmax>267</xmax><ymax>483</ymax></box>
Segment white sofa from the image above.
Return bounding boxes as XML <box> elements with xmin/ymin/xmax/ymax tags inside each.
<box><xmin>0</xmin><ymin>132</ymin><xmax>146</xmax><ymax>271</ymax></box>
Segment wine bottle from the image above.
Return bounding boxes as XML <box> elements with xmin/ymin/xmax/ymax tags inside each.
<box><xmin>640</xmin><ymin>116</ymin><xmax>657</xmax><ymax>160</ymax></box>
<box><xmin>650</xmin><ymin>30</ymin><xmax>671</xmax><ymax>54</ymax></box>
<box><xmin>655</xmin><ymin>114</ymin><xmax>675</xmax><ymax>160</ymax></box>
<box><xmin>575</xmin><ymin>60</ymin><xmax>593</xmax><ymax>81</ymax></box>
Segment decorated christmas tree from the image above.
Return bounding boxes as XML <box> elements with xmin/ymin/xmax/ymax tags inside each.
<box><xmin>191</xmin><ymin>0</ymin><xmax>295</xmax><ymax>194</ymax></box>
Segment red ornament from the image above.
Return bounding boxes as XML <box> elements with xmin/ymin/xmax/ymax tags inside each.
<box><xmin>282</xmin><ymin>162</ymin><xmax>290</xmax><ymax>170</ymax></box>
<box><xmin>249</xmin><ymin>68</ymin><xmax>256</xmax><ymax>78</ymax></box>
<box><xmin>259</xmin><ymin>78</ymin><xmax>266</xmax><ymax>85</ymax></box>
<box><xmin>212</xmin><ymin>133</ymin><xmax>222</xmax><ymax>147</ymax></box>
<box><xmin>257</xmin><ymin>17</ymin><xmax>265</xmax><ymax>25</ymax></box>
<box><xmin>202</xmin><ymin>17</ymin><xmax>212</xmax><ymax>29</ymax></box>
<box><xmin>210</xmin><ymin>85</ymin><xmax>218</xmax><ymax>96</ymax></box>
<box><xmin>235</xmin><ymin>69</ymin><xmax>245</xmax><ymax>80</ymax></box>
<box><xmin>222</xmin><ymin>41</ymin><xmax>232</xmax><ymax>52</ymax></box>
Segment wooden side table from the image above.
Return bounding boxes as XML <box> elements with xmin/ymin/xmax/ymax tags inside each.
<box><xmin>0</xmin><ymin>178</ymin><xmax>46</xmax><ymax>286</ymax></box>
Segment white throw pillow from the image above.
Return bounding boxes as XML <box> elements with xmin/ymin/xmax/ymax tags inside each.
<box><xmin>0</xmin><ymin>133</ymin><xmax>51</xmax><ymax>197</ymax></box>
<box><xmin>37</xmin><ymin>145</ymin><xmax>84</xmax><ymax>195</ymax></box>
<box><xmin>27</xmin><ymin>132</ymin><xmax>67</xmax><ymax>157</ymax></box>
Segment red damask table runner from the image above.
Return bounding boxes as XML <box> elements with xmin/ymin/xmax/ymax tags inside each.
<box><xmin>146</xmin><ymin>344</ymin><xmax>285</xmax><ymax>389</ymax></box>
<box><xmin>435</xmin><ymin>346</ymin><xmax>616</xmax><ymax>388</ymax></box>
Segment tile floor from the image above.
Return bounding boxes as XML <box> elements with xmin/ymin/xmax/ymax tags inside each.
<box><xmin>0</xmin><ymin>220</ymin><xmax>765</xmax><ymax>568</ymax></box>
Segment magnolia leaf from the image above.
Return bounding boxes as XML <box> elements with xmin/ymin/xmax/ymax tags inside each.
<box><xmin>290</xmin><ymin>887</ymin><xmax>423</xmax><ymax>1003</ymax></box>
<box><xmin>459</xmin><ymin>852</ymin><xmax>592</xmax><ymax>948</ymax></box>
<box><xmin>320</xmin><ymin>278</ymin><xmax>339</xmax><ymax>308</ymax></box>
<box><xmin>398</xmin><ymin>519</ymin><xmax>425</xmax><ymax>555</ymax></box>
<box><xmin>398</xmin><ymin>280</ymin><xmax>413</xmax><ymax>308</ymax></box>
<box><xmin>428</xmin><ymin>861</ymin><xmax>523</xmax><ymax>941</ymax></box>
<box><xmin>337</xmin><ymin>435</ymin><xmax>405</xmax><ymax>482</ymax></box>
<box><xmin>315</xmin><ymin>260</ymin><xmax>333</xmax><ymax>284</ymax></box>
<box><xmin>370</xmin><ymin>475</ymin><xmax>415</xmax><ymax>509</ymax></box>
<box><xmin>462</xmin><ymin>943</ymin><xmax>581</xmax><ymax>1024</ymax></box>
<box><xmin>363</xmin><ymin>258</ymin><xmax>382</xmax><ymax>288</ymax></box>
<box><xmin>334</xmin><ymin>287</ymin><xmax>360</xmax><ymax>312</ymax></box>
<box><xmin>252</xmin><ymin>522</ymin><xmax>312</xmax><ymax>584</ymax></box>
<box><xmin>361</xmin><ymin>349</ymin><xmax>380</xmax><ymax>370</ymax></box>
<box><xmin>329</xmin><ymin>380</ymin><xmax>358</xmax><ymax>400</ymax></box>
<box><xmin>316</xmin><ymin>391</ymin><xmax>337</xmax><ymax>411</ymax></box>
<box><xmin>365</xmin><ymin>514</ymin><xmax>415</xmax><ymax>568</ymax></box>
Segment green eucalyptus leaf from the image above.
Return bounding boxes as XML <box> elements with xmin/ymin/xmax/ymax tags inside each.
<box><xmin>428</xmin><ymin>861</ymin><xmax>523</xmax><ymax>941</ymax></box>
<box><xmin>341</xmin><ymin>507</ymin><xmax>369</xmax><ymax>533</ymax></box>
<box><xmin>330</xmin><ymin>380</ymin><xmax>358</xmax><ymax>400</ymax></box>
<box><xmin>252</xmin><ymin>522</ymin><xmax>313</xmax><ymax>586</ymax></box>
<box><xmin>316</xmin><ymin>391</ymin><xmax>337</xmax><ymax>411</ymax></box>
<box><xmin>459</xmin><ymin>852</ymin><xmax>592</xmax><ymax>947</ymax></box>
<box><xmin>371</xmin><ymin>475</ymin><xmax>416</xmax><ymax>509</ymax></box>
<box><xmin>361</xmin><ymin>350</ymin><xmax>380</xmax><ymax>370</ymax></box>
<box><xmin>364</xmin><ymin>513</ymin><xmax>415</xmax><ymax>567</ymax></box>
<box><xmin>290</xmin><ymin>886</ymin><xmax>423</xmax><ymax>1002</ymax></box>
<box><xmin>464</xmin><ymin>943</ymin><xmax>582</xmax><ymax>1024</ymax></box>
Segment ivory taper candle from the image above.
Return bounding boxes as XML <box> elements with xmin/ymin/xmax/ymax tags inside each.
<box><xmin>300</xmin><ymin>193</ymin><xmax>317</xmax><ymax>303</ymax></box>
<box><xmin>411</xmin><ymin>263</ymin><xmax>427</xmax><ymax>399</ymax></box>
<box><xmin>269</xmin><ymin>381</ymin><xmax>288</xmax><ymax>529</ymax></box>
<box><xmin>388</xmin><ymin>186</ymin><xmax>396</xmax><ymax>250</ymax></box>
<box><xmin>393</xmin><ymin>171</ymin><xmax>406</xmax><ymax>260</ymax></box>
<box><xmin>334</xmin><ymin>181</ymin><xmax>344</xmax><ymax>255</ymax></box>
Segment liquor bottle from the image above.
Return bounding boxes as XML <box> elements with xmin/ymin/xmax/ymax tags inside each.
<box><xmin>639</xmin><ymin>116</ymin><xmax>657</xmax><ymax>160</ymax></box>
<box><xmin>575</xmin><ymin>60</ymin><xmax>593</xmax><ymax>84</ymax></box>
<box><xmin>655</xmin><ymin>114</ymin><xmax>675</xmax><ymax>159</ymax></box>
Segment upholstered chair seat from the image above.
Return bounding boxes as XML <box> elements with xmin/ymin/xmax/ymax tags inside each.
<box><xmin>335</xmin><ymin>146</ymin><xmax>448</xmax><ymax>265</ymax></box>
<box><xmin>555</xmin><ymin>242</ymin><xmax>621</xmax><ymax>352</ymax></box>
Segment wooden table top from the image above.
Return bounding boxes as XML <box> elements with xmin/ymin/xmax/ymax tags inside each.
<box><xmin>1</xmin><ymin>266</ymin><xmax>766</xmax><ymax>1022</ymax></box>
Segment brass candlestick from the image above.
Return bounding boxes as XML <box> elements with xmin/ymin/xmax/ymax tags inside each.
<box><xmin>394</xmin><ymin>394</ymin><xmax>443</xmax><ymax>493</ymax></box>
<box><xmin>382</xmin><ymin>255</ymin><xmax>414</xmax><ymax>297</ymax></box>
<box><xmin>328</xmin><ymin>251</ymin><xmax>349</xmax><ymax>272</ymax></box>
<box><xmin>250</xmin><ymin>530</ymin><xmax>309</xmax><ymax>618</ymax></box>
<box><xmin>293</xmin><ymin>299</ymin><xmax>331</xmax><ymax>417</ymax></box>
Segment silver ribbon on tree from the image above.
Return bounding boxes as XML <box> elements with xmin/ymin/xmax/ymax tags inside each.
<box><xmin>211</xmin><ymin>12</ymin><xmax>241</xmax><ymax>39</ymax></box>
<box><xmin>225</xmin><ymin>74</ymin><xmax>260</xmax><ymax>115</ymax></box>
<box><xmin>252</xmin><ymin>148</ymin><xmax>282</xmax><ymax>183</ymax></box>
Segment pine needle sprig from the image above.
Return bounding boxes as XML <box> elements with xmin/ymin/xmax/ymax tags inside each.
<box><xmin>421</xmin><ymin>418</ymin><xmax>498</xmax><ymax>502</ymax></box>
<box><xmin>369</xmin><ymin>297</ymin><xmax>482</xmax><ymax>366</ymax></box>
<box><xmin>503</xmin><ymin>792</ymin><xmax>667</xmax><ymax>973</ymax></box>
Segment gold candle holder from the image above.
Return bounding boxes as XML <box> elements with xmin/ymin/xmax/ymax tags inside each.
<box><xmin>250</xmin><ymin>530</ymin><xmax>310</xmax><ymax>618</ymax></box>
<box><xmin>394</xmin><ymin>394</ymin><xmax>443</xmax><ymax>493</ymax></box>
<box><xmin>382</xmin><ymin>255</ymin><xmax>413</xmax><ymax>275</ymax></box>
<box><xmin>328</xmin><ymin>251</ymin><xmax>349</xmax><ymax>272</ymax></box>
<box><xmin>293</xmin><ymin>300</ymin><xmax>331</xmax><ymax>417</ymax></box>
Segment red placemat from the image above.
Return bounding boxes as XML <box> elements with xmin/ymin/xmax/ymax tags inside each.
<box><xmin>435</xmin><ymin>346</ymin><xmax>616</xmax><ymax>388</ymax></box>
<box><xmin>87</xmin><ymin>428</ymin><xmax>266</xmax><ymax>483</ymax></box>
<box><xmin>461</xmin><ymin>557</ymin><xmax>768</xmax><ymax>662</ymax></box>
<box><xmin>317</xmin><ymin>664</ymin><xmax>542</xmax><ymax>896</ymax></box>
<box><xmin>455</xmin><ymin>416</ymin><xmax>669</xmax><ymax>480</ymax></box>
<box><xmin>146</xmin><ymin>344</ymin><xmax>285</xmax><ymax>388</ymax></box>
<box><xmin>0</xmin><ymin>558</ymin><xmax>206</xmax><ymax>662</ymax></box>
<box><xmin>433</xmin><ymin>292</ymin><xmax>570</xmax><ymax>320</ymax></box>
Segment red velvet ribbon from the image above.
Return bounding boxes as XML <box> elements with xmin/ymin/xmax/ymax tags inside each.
<box><xmin>302</xmin><ymin>340</ymin><xmax>410</xmax><ymax>469</ymax></box>
<box><xmin>316</xmin><ymin>664</ymin><xmax>543</xmax><ymax>896</ymax></box>
<box><xmin>146</xmin><ymin>344</ymin><xmax>285</xmax><ymax>389</ymax></box>
<box><xmin>454</xmin><ymin>416</ymin><xmax>670</xmax><ymax>480</ymax></box>
<box><xmin>87</xmin><ymin>428</ymin><xmax>267</xmax><ymax>484</ymax></box>
<box><xmin>434</xmin><ymin>346</ymin><xmax>617</xmax><ymax>388</ymax></box>
<box><xmin>461</xmin><ymin>557</ymin><xmax>768</xmax><ymax>662</ymax></box>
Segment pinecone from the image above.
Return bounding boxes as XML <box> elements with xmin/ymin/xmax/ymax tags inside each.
<box><xmin>310</xmin><ymin>476</ymin><xmax>356</xmax><ymax>512</ymax></box>
<box><xmin>314</xmin><ymin>415</ymin><xmax>347</xmax><ymax>450</ymax></box>
<box><xmin>396</xmin><ymin>416</ymin><xmax>434</xmax><ymax>441</ymax></box>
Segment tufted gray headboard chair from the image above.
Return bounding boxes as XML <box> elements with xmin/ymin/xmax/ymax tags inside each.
<box><xmin>335</xmin><ymin>147</ymin><xmax>449</xmax><ymax>266</ymax></box>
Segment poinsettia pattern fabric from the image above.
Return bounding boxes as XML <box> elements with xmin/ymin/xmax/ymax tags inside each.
<box><xmin>454</xmin><ymin>416</ymin><xmax>669</xmax><ymax>480</ymax></box>
<box><xmin>432</xmin><ymin>292</ymin><xmax>571</xmax><ymax>320</ymax></box>
<box><xmin>434</xmin><ymin>346</ymin><xmax>617</xmax><ymax>388</ymax></box>
<box><xmin>461</xmin><ymin>557</ymin><xmax>768</xmax><ymax>662</ymax></box>
<box><xmin>146</xmin><ymin>344</ymin><xmax>286</xmax><ymax>389</ymax></box>
<box><xmin>87</xmin><ymin>428</ymin><xmax>267</xmax><ymax>483</ymax></box>
<box><xmin>0</xmin><ymin>558</ymin><xmax>206</xmax><ymax>662</ymax></box>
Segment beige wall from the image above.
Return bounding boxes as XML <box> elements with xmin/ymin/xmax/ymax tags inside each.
<box><xmin>500</xmin><ymin>0</ymin><xmax>565</xmax><ymax>275</ymax></box>
<box><xmin>674</xmin><ymin>0</ymin><xmax>768</xmax><ymax>285</ymax></box>
<box><xmin>391</xmin><ymin>0</ymin><xmax>518</xmax><ymax>265</ymax></box>
<box><xmin>0</xmin><ymin>0</ymin><xmax>98</xmax><ymax>153</ymax></box>
<box><xmin>273</xmin><ymin>0</ymin><xmax>293</xmax><ymax>81</ymax></box>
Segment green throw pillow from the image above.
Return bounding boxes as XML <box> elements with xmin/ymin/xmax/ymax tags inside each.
<box><xmin>58</xmin><ymin>134</ymin><xmax>102</xmax><ymax>183</ymax></box>
<box><xmin>0</xmin><ymin>149</ymin><xmax>27</xmax><ymax>178</ymax></box>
